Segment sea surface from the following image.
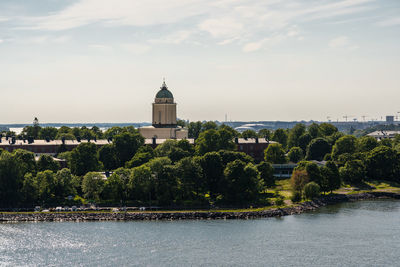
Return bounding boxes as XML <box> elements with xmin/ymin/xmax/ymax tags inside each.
<box><xmin>1</xmin><ymin>200</ymin><xmax>400</xmax><ymax>266</ymax></box>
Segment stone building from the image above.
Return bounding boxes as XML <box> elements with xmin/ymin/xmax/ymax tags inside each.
<box><xmin>139</xmin><ymin>80</ymin><xmax>188</xmax><ymax>139</ymax></box>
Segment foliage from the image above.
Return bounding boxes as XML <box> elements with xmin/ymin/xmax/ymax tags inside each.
<box><xmin>264</xmin><ymin>143</ymin><xmax>287</xmax><ymax>164</ymax></box>
<box><xmin>256</xmin><ymin>161</ymin><xmax>275</xmax><ymax>187</ymax></box>
<box><xmin>339</xmin><ymin>160</ymin><xmax>366</xmax><ymax>184</ymax></box>
<box><xmin>288</xmin><ymin>124</ymin><xmax>306</xmax><ymax>148</ymax></box>
<box><xmin>365</xmin><ymin>146</ymin><xmax>400</xmax><ymax>181</ymax></box>
<box><xmin>303</xmin><ymin>182</ymin><xmax>320</xmax><ymax>200</ymax></box>
<box><xmin>288</xmin><ymin>147</ymin><xmax>303</xmax><ymax>163</ymax></box>
<box><xmin>241</xmin><ymin>130</ymin><xmax>258</xmax><ymax>139</ymax></box>
<box><xmin>306</xmin><ymin>138</ymin><xmax>331</xmax><ymax>161</ymax></box>
<box><xmin>113</xmin><ymin>131</ymin><xmax>144</xmax><ymax>166</ymax></box>
<box><xmin>290</xmin><ymin>170</ymin><xmax>309</xmax><ymax>194</ymax></box>
<box><xmin>272</xmin><ymin>129</ymin><xmax>288</xmax><ymax>149</ymax></box>
<box><xmin>332</xmin><ymin>135</ymin><xmax>357</xmax><ymax>160</ymax></box>
<box><xmin>37</xmin><ymin>155</ymin><xmax>59</xmax><ymax>173</ymax></box>
<box><xmin>70</xmin><ymin>143</ymin><xmax>101</xmax><ymax>176</ymax></box>
<box><xmin>82</xmin><ymin>172</ymin><xmax>105</xmax><ymax>202</ymax></box>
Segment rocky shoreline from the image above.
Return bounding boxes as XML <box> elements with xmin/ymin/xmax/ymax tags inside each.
<box><xmin>1</xmin><ymin>191</ymin><xmax>399</xmax><ymax>222</ymax></box>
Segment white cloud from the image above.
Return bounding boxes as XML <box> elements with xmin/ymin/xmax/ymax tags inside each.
<box><xmin>377</xmin><ymin>17</ymin><xmax>400</xmax><ymax>27</ymax></box>
<box><xmin>198</xmin><ymin>17</ymin><xmax>243</xmax><ymax>38</ymax></box>
<box><xmin>121</xmin><ymin>43</ymin><xmax>150</xmax><ymax>54</ymax></box>
<box><xmin>0</xmin><ymin>39</ymin><xmax>3</xmax><ymax>44</ymax></box>
<box><xmin>149</xmin><ymin>30</ymin><xmax>192</xmax><ymax>44</ymax></box>
<box><xmin>243</xmin><ymin>41</ymin><xmax>264</xmax><ymax>52</ymax></box>
<box><xmin>329</xmin><ymin>36</ymin><xmax>359</xmax><ymax>50</ymax></box>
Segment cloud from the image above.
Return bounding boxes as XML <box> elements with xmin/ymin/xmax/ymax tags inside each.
<box><xmin>377</xmin><ymin>17</ymin><xmax>400</xmax><ymax>27</ymax></box>
<box><xmin>0</xmin><ymin>39</ymin><xmax>3</xmax><ymax>44</ymax></box>
<box><xmin>149</xmin><ymin>30</ymin><xmax>192</xmax><ymax>44</ymax></box>
<box><xmin>329</xmin><ymin>36</ymin><xmax>359</xmax><ymax>50</ymax></box>
<box><xmin>88</xmin><ymin>44</ymin><xmax>113</xmax><ymax>51</ymax></box>
<box><xmin>198</xmin><ymin>17</ymin><xmax>243</xmax><ymax>38</ymax></box>
<box><xmin>121</xmin><ymin>43</ymin><xmax>150</xmax><ymax>54</ymax></box>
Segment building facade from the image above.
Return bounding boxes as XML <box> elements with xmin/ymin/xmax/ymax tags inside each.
<box><xmin>139</xmin><ymin>81</ymin><xmax>188</xmax><ymax>139</ymax></box>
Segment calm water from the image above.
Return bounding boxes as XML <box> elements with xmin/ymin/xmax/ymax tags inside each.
<box><xmin>1</xmin><ymin>200</ymin><xmax>400</xmax><ymax>267</ymax></box>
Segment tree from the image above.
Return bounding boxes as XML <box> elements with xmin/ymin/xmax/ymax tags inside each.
<box><xmin>201</xmin><ymin>121</ymin><xmax>218</xmax><ymax>131</ymax></box>
<box><xmin>290</xmin><ymin>170</ymin><xmax>309</xmax><ymax>195</ymax></box>
<box><xmin>195</xmin><ymin>129</ymin><xmax>235</xmax><ymax>155</ymax></box>
<box><xmin>200</xmin><ymin>152</ymin><xmax>224</xmax><ymax>198</ymax></box>
<box><xmin>258</xmin><ymin>129</ymin><xmax>271</xmax><ymax>140</ymax></box>
<box><xmin>295</xmin><ymin>161</ymin><xmax>323</xmax><ymax>187</ymax></box>
<box><xmin>70</xmin><ymin>143</ymin><xmax>101</xmax><ymax>176</ymax></box>
<box><xmin>298</xmin><ymin>133</ymin><xmax>313</xmax><ymax>152</ymax></box>
<box><xmin>98</xmin><ymin>144</ymin><xmax>119</xmax><ymax>171</ymax></box>
<box><xmin>319</xmin><ymin>123</ymin><xmax>338</xmax><ymax>137</ymax></box>
<box><xmin>308</xmin><ymin>123</ymin><xmax>320</xmax><ymax>139</ymax></box>
<box><xmin>339</xmin><ymin>160</ymin><xmax>366</xmax><ymax>184</ymax></box>
<box><xmin>379</xmin><ymin>138</ymin><xmax>393</xmax><ymax>148</ymax></box>
<box><xmin>103</xmin><ymin>168</ymin><xmax>130</xmax><ymax>203</ymax></box>
<box><xmin>241</xmin><ymin>130</ymin><xmax>258</xmax><ymax>139</ymax></box>
<box><xmin>306</xmin><ymin>138</ymin><xmax>331</xmax><ymax>161</ymax></box>
<box><xmin>320</xmin><ymin>161</ymin><xmax>341</xmax><ymax>193</ymax></box>
<box><xmin>366</xmin><ymin>146</ymin><xmax>400</xmax><ymax>181</ymax></box>
<box><xmin>0</xmin><ymin>151</ymin><xmax>24</xmax><ymax>207</ymax></box>
<box><xmin>35</xmin><ymin>170</ymin><xmax>57</xmax><ymax>203</ymax></box>
<box><xmin>288</xmin><ymin>147</ymin><xmax>303</xmax><ymax>163</ymax></box>
<box><xmin>272</xmin><ymin>129</ymin><xmax>288</xmax><ymax>148</ymax></box>
<box><xmin>288</xmin><ymin>124</ymin><xmax>306</xmax><ymax>148</ymax></box>
<box><xmin>39</xmin><ymin>127</ymin><xmax>58</xmax><ymax>140</ymax></box>
<box><xmin>188</xmin><ymin>121</ymin><xmax>202</xmax><ymax>139</ymax></box>
<box><xmin>357</xmin><ymin>136</ymin><xmax>378</xmax><ymax>152</ymax></box>
<box><xmin>12</xmin><ymin>149</ymin><xmax>36</xmax><ymax>175</ymax></box>
<box><xmin>224</xmin><ymin>160</ymin><xmax>263</xmax><ymax>203</ymax></box>
<box><xmin>218</xmin><ymin>150</ymin><xmax>253</xmax><ymax>166</ymax></box>
<box><xmin>303</xmin><ymin>182</ymin><xmax>320</xmax><ymax>200</ymax></box>
<box><xmin>54</xmin><ymin>168</ymin><xmax>77</xmax><ymax>201</ymax></box>
<box><xmin>264</xmin><ymin>143</ymin><xmax>287</xmax><ymax>164</ymax></box>
<box><xmin>125</xmin><ymin>146</ymin><xmax>154</xmax><ymax>168</ymax></box>
<box><xmin>21</xmin><ymin>173</ymin><xmax>38</xmax><ymax>205</ymax></box>
<box><xmin>332</xmin><ymin>135</ymin><xmax>357</xmax><ymax>160</ymax></box>
<box><xmin>113</xmin><ymin>131</ymin><xmax>144</xmax><ymax>166</ymax></box>
<box><xmin>128</xmin><ymin>165</ymin><xmax>153</xmax><ymax>203</ymax></box>
<box><xmin>37</xmin><ymin>155</ymin><xmax>60</xmax><ymax>173</ymax></box>
<box><xmin>175</xmin><ymin>157</ymin><xmax>205</xmax><ymax>202</ymax></box>
<box><xmin>156</xmin><ymin>165</ymin><xmax>179</xmax><ymax>205</ymax></box>
<box><xmin>256</xmin><ymin>161</ymin><xmax>275</xmax><ymax>187</ymax></box>
<box><xmin>82</xmin><ymin>172</ymin><xmax>105</xmax><ymax>202</ymax></box>
<box><xmin>154</xmin><ymin>139</ymin><xmax>193</xmax><ymax>162</ymax></box>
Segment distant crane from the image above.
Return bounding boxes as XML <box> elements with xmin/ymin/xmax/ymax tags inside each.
<box><xmin>343</xmin><ymin>115</ymin><xmax>349</xmax><ymax>122</ymax></box>
<box><xmin>361</xmin><ymin>115</ymin><xmax>368</xmax><ymax>122</ymax></box>
<box><xmin>327</xmin><ymin>116</ymin><xmax>331</xmax><ymax>122</ymax></box>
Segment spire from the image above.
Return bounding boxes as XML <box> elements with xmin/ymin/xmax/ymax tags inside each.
<box><xmin>161</xmin><ymin>78</ymin><xmax>167</xmax><ymax>90</ymax></box>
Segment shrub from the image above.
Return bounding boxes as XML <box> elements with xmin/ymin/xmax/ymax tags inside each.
<box><xmin>303</xmin><ymin>182</ymin><xmax>320</xmax><ymax>200</ymax></box>
<box><xmin>290</xmin><ymin>191</ymin><xmax>302</xmax><ymax>203</ymax></box>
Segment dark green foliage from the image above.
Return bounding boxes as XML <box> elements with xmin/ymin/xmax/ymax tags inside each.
<box><xmin>308</xmin><ymin>123</ymin><xmax>320</xmax><ymax>139</ymax></box>
<box><xmin>0</xmin><ymin>151</ymin><xmax>25</xmax><ymax>207</ymax></box>
<box><xmin>258</xmin><ymin>129</ymin><xmax>271</xmax><ymax>140</ymax></box>
<box><xmin>113</xmin><ymin>131</ymin><xmax>144</xmax><ymax>166</ymax></box>
<box><xmin>82</xmin><ymin>172</ymin><xmax>105</xmax><ymax>202</ymax></box>
<box><xmin>298</xmin><ymin>133</ymin><xmax>312</xmax><ymax>152</ymax></box>
<box><xmin>155</xmin><ymin>139</ymin><xmax>193</xmax><ymax>162</ymax></box>
<box><xmin>256</xmin><ymin>161</ymin><xmax>275</xmax><ymax>187</ymax></box>
<box><xmin>332</xmin><ymin>135</ymin><xmax>357</xmax><ymax>160</ymax></box>
<box><xmin>98</xmin><ymin>144</ymin><xmax>119</xmax><ymax>171</ymax></box>
<box><xmin>223</xmin><ymin>160</ymin><xmax>263</xmax><ymax>203</ymax></box>
<box><xmin>70</xmin><ymin>143</ymin><xmax>101</xmax><ymax>176</ymax></box>
<box><xmin>303</xmin><ymin>182</ymin><xmax>320</xmax><ymax>200</ymax></box>
<box><xmin>357</xmin><ymin>136</ymin><xmax>378</xmax><ymax>152</ymax></box>
<box><xmin>379</xmin><ymin>138</ymin><xmax>393</xmax><ymax>148</ymax></box>
<box><xmin>319</xmin><ymin>123</ymin><xmax>338</xmax><ymax>136</ymax></box>
<box><xmin>290</xmin><ymin>191</ymin><xmax>302</xmax><ymax>203</ymax></box>
<box><xmin>241</xmin><ymin>130</ymin><xmax>258</xmax><ymax>139</ymax></box>
<box><xmin>12</xmin><ymin>149</ymin><xmax>36</xmax><ymax>175</ymax></box>
<box><xmin>39</xmin><ymin>127</ymin><xmax>58</xmax><ymax>140</ymax></box>
<box><xmin>103</xmin><ymin>168</ymin><xmax>130</xmax><ymax>203</ymax></box>
<box><xmin>320</xmin><ymin>161</ymin><xmax>341</xmax><ymax>193</ymax></box>
<box><xmin>125</xmin><ymin>146</ymin><xmax>154</xmax><ymax>168</ymax></box>
<box><xmin>288</xmin><ymin>147</ymin><xmax>303</xmax><ymax>163</ymax></box>
<box><xmin>366</xmin><ymin>146</ymin><xmax>400</xmax><ymax>181</ymax></box>
<box><xmin>218</xmin><ymin>150</ymin><xmax>253</xmax><ymax>166</ymax></box>
<box><xmin>290</xmin><ymin>170</ymin><xmax>309</xmax><ymax>194</ymax></box>
<box><xmin>188</xmin><ymin>121</ymin><xmax>202</xmax><ymax>139</ymax></box>
<box><xmin>339</xmin><ymin>160</ymin><xmax>366</xmax><ymax>184</ymax></box>
<box><xmin>200</xmin><ymin>152</ymin><xmax>224</xmax><ymax>198</ymax></box>
<box><xmin>195</xmin><ymin>129</ymin><xmax>235</xmax><ymax>155</ymax></box>
<box><xmin>272</xmin><ymin>129</ymin><xmax>288</xmax><ymax>148</ymax></box>
<box><xmin>37</xmin><ymin>155</ymin><xmax>59</xmax><ymax>173</ymax></box>
<box><xmin>264</xmin><ymin>143</ymin><xmax>287</xmax><ymax>164</ymax></box>
<box><xmin>306</xmin><ymin>138</ymin><xmax>331</xmax><ymax>161</ymax></box>
<box><xmin>288</xmin><ymin>124</ymin><xmax>306</xmax><ymax>148</ymax></box>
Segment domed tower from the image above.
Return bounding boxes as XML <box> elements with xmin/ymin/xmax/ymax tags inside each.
<box><xmin>152</xmin><ymin>80</ymin><xmax>177</xmax><ymax>127</ymax></box>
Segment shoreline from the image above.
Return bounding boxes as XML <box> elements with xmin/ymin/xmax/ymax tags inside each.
<box><xmin>1</xmin><ymin>191</ymin><xmax>400</xmax><ymax>222</ymax></box>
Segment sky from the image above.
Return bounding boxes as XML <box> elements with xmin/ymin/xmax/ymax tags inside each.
<box><xmin>0</xmin><ymin>0</ymin><xmax>399</xmax><ymax>124</ymax></box>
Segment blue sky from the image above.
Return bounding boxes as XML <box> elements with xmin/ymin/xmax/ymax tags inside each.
<box><xmin>0</xmin><ymin>0</ymin><xmax>399</xmax><ymax>123</ymax></box>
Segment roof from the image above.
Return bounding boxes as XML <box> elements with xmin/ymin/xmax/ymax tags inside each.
<box><xmin>155</xmin><ymin>81</ymin><xmax>174</xmax><ymax>99</ymax></box>
<box><xmin>144</xmin><ymin>138</ymin><xmax>195</xmax><ymax>145</ymax></box>
<box><xmin>235</xmin><ymin>138</ymin><xmax>277</xmax><ymax>144</ymax></box>
<box><xmin>367</xmin><ymin>131</ymin><xmax>400</xmax><ymax>137</ymax></box>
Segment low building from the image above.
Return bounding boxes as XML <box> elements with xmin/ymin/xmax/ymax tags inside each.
<box><xmin>367</xmin><ymin>131</ymin><xmax>400</xmax><ymax>140</ymax></box>
<box><xmin>235</xmin><ymin>137</ymin><xmax>276</xmax><ymax>162</ymax></box>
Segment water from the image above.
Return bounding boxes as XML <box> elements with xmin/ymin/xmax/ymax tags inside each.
<box><xmin>1</xmin><ymin>200</ymin><xmax>400</xmax><ymax>266</ymax></box>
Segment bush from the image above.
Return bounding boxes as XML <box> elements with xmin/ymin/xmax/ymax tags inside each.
<box><xmin>303</xmin><ymin>182</ymin><xmax>320</xmax><ymax>200</ymax></box>
<box><xmin>275</xmin><ymin>196</ymin><xmax>285</xmax><ymax>206</ymax></box>
<box><xmin>290</xmin><ymin>191</ymin><xmax>302</xmax><ymax>203</ymax></box>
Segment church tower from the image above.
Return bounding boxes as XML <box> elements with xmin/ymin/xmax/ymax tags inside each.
<box><xmin>152</xmin><ymin>80</ymin><xmax>177</xmax><ymax>127</ymax></box>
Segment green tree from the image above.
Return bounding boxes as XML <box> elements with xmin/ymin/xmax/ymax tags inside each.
<box><xmin>290</xmin><ymin>170</ymin><xmax>309</xmax><ymax>196</ymax></box>
<box><xmin>241</xmin><ymin>130</ymin><xmax>258</xmax><ymax>139</ymax></box>
<box><xmin>188</xmin><ymin>121</ymin><xmax>202</xmax><ymax>139</ymax></box>
<box><xmin>200</xmin><ymin>152</ymin><xmax>224</xmax><ymax>198</ymax></box>
<box><xmin>303</xmin><ymin>182</ymin><xmax>320</xmax><ymax>200</ymax></box>
<box><xmin>357</xmin><ymin>136</ymin><xmax>378</xmax><ymax>152</ymax></box>
<box><xmin>175</xmin><ymin>157</ymin><xmax>205</xmax><ymax>202</ymax></box>
<box><xmin>320</xmin><ymin>161</ymin><xmax>341</xmax><ymax>193</ymax></box>
<box><xmin>70</xmin><ymin>143</ymin><xmax>101</xmax><ymax>176</ymax></box>
<box><xmin>12</xmin><ymin>149</ymin><xmax>36</xmax><ymax>175</ymax></box>
<box><xmin>288</xmin><ymin>124</ymin><xmax>306</xmax><ymax>148</ymax></box>
<box><xmin>298</xmin><ymin>133</ymin><xmax>313</xmax><ymax>152</ymax></box>
<box><xmin>308</xmin><ymin>123</ymin><xmax>320</xmax><ymax>139</ymax></box>
<box><xmin>264</xmin><ymin>143</ymin><xmax>287</xmax><ymax>164</ymax></box>
<box><xmin>319</xmin><ymin>123</ymin><xmax>338</xmax><ymax>137</ymax></box>
<box><xmin>258</xmin><ymin>129</ymin><xmax>271</xmax><ymax>140</ymax></box>
<box><xmin>218</xmin><ymin>150</ymin><xmax>253</xmax><ymax>166</ymax></box>
<box><xmin>0</xmin><ymin>151</ymin><xmax>24</xmax><ymax>207</ymax></box>
<box><xmin>54</xmin><ymin>168</ymin><xmax>77</xmax><ymax>200</ymax></box>
<box><xmin>201</xmin><ymin>121</ymin><xmax>218</xmax><ymax>131</ymax></box>
<box><xmin>224</xmin><ymin>160</ymin><xmax>263</xmax><ymax>203</ymax></box>
<box><xmin>339</xmin><ymin>160</ymin><xmax>366</xmax><ymax>184</ymax></box>
<box><xmin>366</xmin><ymin>146</ymin><xmax>400</xmax><ymax>181</ymax></box>
<box><xmin>129</xmin><ymin>165</ymin><xmax>153</xmax><ymax>203</ymax></box>
<box><xmin>332</xmin><ymin>135</ymin><xmax>357</xmax><ymax>160</ymax></box>
<box><xmin>35</xmin><ymin>170</ymin><xmax>57</xmax><ymax>203</ymax></box>
<box><xmin>272</xmin><ymin>129</ymin><xmax>288</xmax><ymax>148</ymax></box>
<box><xmin>39</xmin><ymin>127</ymin><xmax>58</xmax><ymax>140</ymax></box>
<box><xmin>195</xmin><ymin>129</ymin><xmax>235</xmax><ymax>155</ymax></box>
<box><xmin>37</xmin><ymin>155</ymin><xmax>60</xmax><ymax>172</ymax></box>
<box><xmin>256</xmin><ymin>161</ymin><xmax>275</xmax><ymax>187</ymax></box>
<box><xmin>125</xmin><ymin>146</ymin><xmax>154</xmax><ymax>168</ymax></box>
<box><xmin>103</xmin><ymin>168</ymin><xmax>130</xmax><ymax>203</ymax></box>
<box><xmin>113</xmin><ymin>132</ymin><xmax>144</xmax><ymax>166</ymax></box>
<box><xmin>306</xmin><ymin>138</ymin><xmax>331</xmax><ymax>161</ymax></box>
<box><xmin>21</xmin><ymin>173</ymin><xmax>38</xmax><ymax>205</ymax></box>
<box><xmin>82</xmin><ymin>172</ymin><xmax>105</xmax><ymax>202</ymax></box>
<box><xmin>98</xmin><ymin>144</ymin><xmax>119</xmax><ymax>171</ymax></box>
<box><xmin>288</xmin><ymin>147</ymin><xmax>303</xmax><ymax>163</ymax></box>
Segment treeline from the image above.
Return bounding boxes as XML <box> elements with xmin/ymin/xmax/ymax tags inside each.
<box><xmin>1</xmin><ymin>120</ymin><xmax>400</xmax><ymax>209</ymax></box>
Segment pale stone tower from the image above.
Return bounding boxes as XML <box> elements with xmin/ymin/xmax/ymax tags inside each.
<box><xmin>139</xmin><ymin>80</ymin><xmax>188</xmax><ymax>139</ymax></box>
<box><xmin>152</xmin><ymin>80</ymin><xmax>177</xmax><ymax>127</ymax></box>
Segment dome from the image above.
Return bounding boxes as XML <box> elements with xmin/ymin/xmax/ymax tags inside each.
<box><xmin>156</xmin><ymin>81</ymin><xmax>174</xmax><ymax>99</ymax></box>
